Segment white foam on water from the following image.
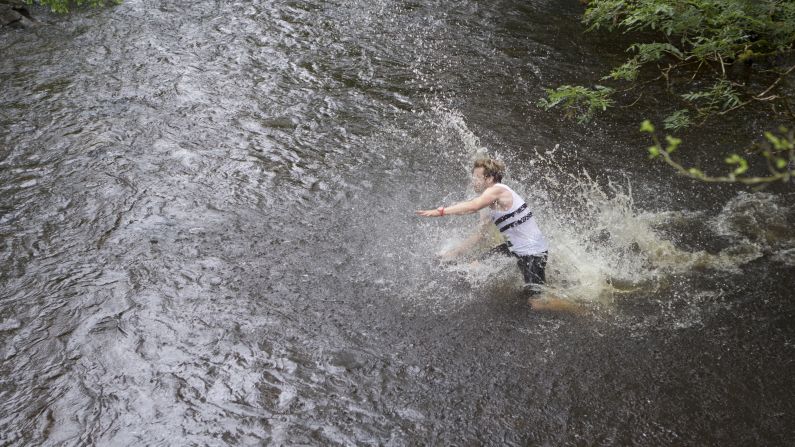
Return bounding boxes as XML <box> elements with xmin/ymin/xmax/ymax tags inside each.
<box><xmin>710</xmin><ymin>191</ymin><xmax>795</xmax><ymax>266</ymax></box>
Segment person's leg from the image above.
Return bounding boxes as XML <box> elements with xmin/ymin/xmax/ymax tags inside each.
<box><xmin>529</xmin><ymin>297</ymin><xmax>584</xmax><ymax>313</ymax></box>
<box><xmin>529</xmin><ymin>253</ymin><xmax>547</xmax><ymax>284</ymax></box>
<box><xmin>520</xmin><ymin>253</ymin><xmax>582</xmax><ymax>313</ymax></box>
<box><xmin>517</xmin><ymin>252</ymin><xmax>547</xmax><ymax>288</ymax></box>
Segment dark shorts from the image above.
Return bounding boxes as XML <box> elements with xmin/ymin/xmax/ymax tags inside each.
<box><xmin>484</xmin><ymin>243</ymin><xmax>547</xmax><ymax>287</ymax></box>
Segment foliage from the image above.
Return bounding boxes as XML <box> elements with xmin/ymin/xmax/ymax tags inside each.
<box><xmin>26</xmin><ymin>0</ymin><xmax>120</xmax><ymax>14</ymax></box>
<box><xmin>604</xmin><ymin>43</ymin><xmax>684</xmax><ymax>81</ymax></box>
<box><xmin>542</xmin><ymin>0</ymin><xmax>795</xmax><ymax>185</ymax></box>
<box><xmin>537</xmin><ymin>85</ymin><xmax>614</xmax><ymax>124</ymax></box>
<box><xmin>680</xmin><ymin>80</ymin><xmax>742</xmax><ymax>120</ymax></box>
<box><xmin>662</xmin><ymin>109</ymin><xmax>691</xmax><ymax>131</ymax></box>
<box><xmin>642</xmin><ymin>120</ymin><xmax>794</xmax><ymax>184</ymax></box>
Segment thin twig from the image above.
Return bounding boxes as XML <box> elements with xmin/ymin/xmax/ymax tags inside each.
<box><xmin>755</xmin><ymin>64</ymin><xmax>795</xmax><ymax>99</ymax></box>
<box><xmin>628</xmin><ymin>93</ymin><xmax>643</xmax><ymax>107</ymax></box>
<box><xmin>659</xmin><ymin>150</ymin><xmax>788</xmax><ymax>184</ymax></box>
<box><xmin>691</xmin><ymin>60</ymin><xmax>705</xmax><ymax>81</ymax></box>
<box><xmin>717</xmin><ymin>100</ymin><xmax>752</xmax><ymax>115</ymax></box>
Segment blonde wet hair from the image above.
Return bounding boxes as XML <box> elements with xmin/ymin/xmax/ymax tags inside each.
<box><xmin>472</xmin><ymin>158</ymin><xmax>505</xmax><ymax>183</ymax></box>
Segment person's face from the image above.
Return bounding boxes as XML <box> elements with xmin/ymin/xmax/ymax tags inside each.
<box><xmin>471</xmin><ymin>167</ymin><xmax>492</xmax><ymax>193</ymax></box>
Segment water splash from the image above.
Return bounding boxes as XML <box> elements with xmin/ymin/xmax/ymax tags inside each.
<box><xmin>419</xmin><ymin>107</ymin><xmax>792</xmax><ymax>306</ymax></box>
<box><xmin>711</xmin><ymin>191</ymin><xmax>795</xmax><ymax>266</ymax></box>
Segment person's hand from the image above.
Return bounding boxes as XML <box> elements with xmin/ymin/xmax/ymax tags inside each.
<box><xmin>415</xmin><ymin>209</ymin><xmax>441</xmax><ymax>217</ymax></box>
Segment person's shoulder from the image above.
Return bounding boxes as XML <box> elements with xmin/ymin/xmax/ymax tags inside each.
<box><xmin>488</xmin><ymin>183</ymin><xmax>512</xmax><ymax>194</ymax></box>
<box><xmin>483</xmin><ymin>184</ymin><xmax>505</xmax><ymax>195</ymax></box>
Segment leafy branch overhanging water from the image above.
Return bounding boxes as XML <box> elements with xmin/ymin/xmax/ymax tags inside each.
<box><xmin>539</xmin><ymin>0</ymin><xmax>795</xmax><ymax>186</ymax></box>
<box><xmin>24</xmin><ymin>0</ymin><xmax>118</xmax><ymax>14</ymax></box>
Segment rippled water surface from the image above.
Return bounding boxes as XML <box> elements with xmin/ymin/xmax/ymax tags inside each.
<box><xmin>1</xmin><ymin>0</ymin><xmax>794</xmax><ymax>445</ymax></box>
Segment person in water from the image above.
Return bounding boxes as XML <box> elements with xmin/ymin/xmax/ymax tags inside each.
<box><xmin>416</xmin><ymin>158</ymin><xmax>552</xmax><ymax>305</ymax></box>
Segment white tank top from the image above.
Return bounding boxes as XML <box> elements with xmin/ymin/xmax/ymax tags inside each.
<box><xmin>489</xmin><ymin>184</ymin><xmax>548</xmax><ymax>256</ymax></box>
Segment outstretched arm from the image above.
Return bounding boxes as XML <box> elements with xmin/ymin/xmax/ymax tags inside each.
<box><xmin>415</xmin><ymin>186</ymin><xmax>501</xmax><ymax>217</ymax></box>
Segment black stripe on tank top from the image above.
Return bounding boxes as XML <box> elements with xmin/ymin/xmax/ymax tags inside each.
<box><xmin>493</xmin><ymin>202</ymin><xmax>527</xmax><ymax>226</ymax></box>
<box><xmin>498</xmin><ymin>211</ymin><xmax>534</xmax><ymax>233</ymax></box>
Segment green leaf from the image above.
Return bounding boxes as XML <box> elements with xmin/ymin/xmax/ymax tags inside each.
<box><xmin>605</xmin><ymin>58</ymin><xmax>641</xmax><ymax>81</ymax></box>
<box><xmin>764</xmin><ymin>130</ymin><xmax>795</xmax><ymax>151</ymax></box>
<box><xmin>629</xmin><ymin>42</ymin><xmax>684</xmax><ymax>62</ymax></box>
<box><xmin>640</xmin><ymin>120</ymin><xmax>655</xmax><ymax>133</ymax></box>
<box><xmin>663</xmin><ymin>110</ymin><xmax>692</xmax><ymax>131</ymax></box>
<box><xmin>539</xmin><ymin>85</ymin><xmax>614</xmax><ymax>123</ymax></box>
<box><xmin>27</xmin><ymin>0</ymin><xmax>121</xmax><ymax>14</ymax></box>
<box><xmin>725</xmin><ymin>154</ymin><xmax>748</xmax><ymax>175</ymax></box>
<box><xmin>664</xmin><ymin>135</ymin><xmax>682</xmax><ymax>153</ymax></box>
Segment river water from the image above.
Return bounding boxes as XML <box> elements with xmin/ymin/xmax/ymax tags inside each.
<box><xmin>1</xmin><ymin>0</ymin><xmax>794</xmax><ymax>445</ymax></box>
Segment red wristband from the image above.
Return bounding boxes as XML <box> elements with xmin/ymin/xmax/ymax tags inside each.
<box><xmin>438</xmin><ymin>207</ymin><xmax>445</xmax><ymax>216</ymax></box>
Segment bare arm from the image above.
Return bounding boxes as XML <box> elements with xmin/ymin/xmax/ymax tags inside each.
<box><xmin>440</xmin><ymin>212</ymin><xmax>493</xmax><ymax>259</ymax></box>
<box><xmin>415</xmin><ymin>185</ymin><xmax>506</xmax><ymax>259</ymax></box>
<box><xmin>415</xmin><ymin>186</ymin><xmax>502</xmax><ymax>217</ymax></box>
